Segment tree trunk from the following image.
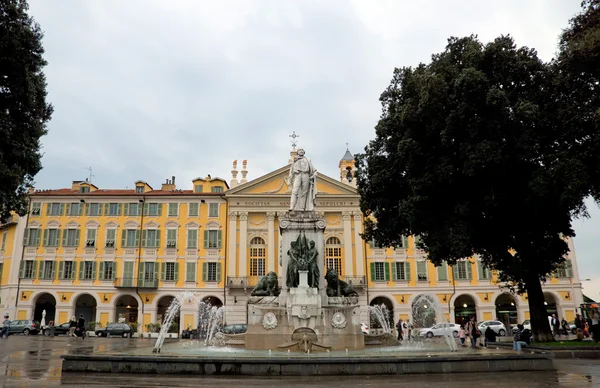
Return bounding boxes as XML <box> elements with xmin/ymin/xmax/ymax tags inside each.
<box><xmin>524</xmin><ymin>271</ymin><xmax>554</xmax><ymax>342</ymax></box>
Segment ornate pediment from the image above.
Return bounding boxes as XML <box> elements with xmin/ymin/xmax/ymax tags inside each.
<box><xmin>144</xmin><ymin>220</ymin><xmax>159</xmax><ymax>229</ymax></box>
<box><xmin>124</xmin><ymin>220</ymin><xmax>140</xmax><ymax>229</ymax></box>
<box><xmin>165</xmin><ymin>220</ymin><xmax>180</xmax><ymax>228</ymax></box>
<box><xmin>226</xmin><ymin>165</ymin><xmax>358</xmax><ymax>196</ymax></box>
<box><xmin>105</xmin><ymin>221</ymin><xmax>119</xmax><ymax>228</ymax></box>
<box><xmin>29</xmin><ymin>220</ymin><xmax>42</xmax><ymax>228</ymax></box>
<box><xmin>205</xmin><ymin>220</ymin><xmax>222</xmax><ymax>229</ymax></box>
<box><xmin>85</xmin><ymin>220</ymin><xmax>100</xmax><ymax>228</ymax></box>
<box><xmin>47</xmin><ymin>220</ymin><xmax>61</xmax><ymax>228</ymax></box>
<box><xmin>185</xmin><ymin>221</ymin><xmax>201</xmax><ymax>229</ymax></box>
<box><xmin>65</xmin><ymin>220</ymin><xmax>80</xmax><ymax>228</ymax></box>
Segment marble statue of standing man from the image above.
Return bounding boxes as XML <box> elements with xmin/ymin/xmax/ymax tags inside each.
<box><xmin>288</xmin><ymin>148</ymin><xmax>317</xmax><ymax>211</ymax></box>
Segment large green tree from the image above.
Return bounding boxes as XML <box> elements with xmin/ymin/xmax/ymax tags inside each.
<box><xmin>356</xmin><ymin>31</ymin><xmax>600</xmax><ymax>341</ymax></box>
<box><xmin>0</xmin><ymin>0</ymin><xmax>52</xmax><ymax>222</ymax></box>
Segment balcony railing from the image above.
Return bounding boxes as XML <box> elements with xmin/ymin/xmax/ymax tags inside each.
<box><xmin>227</xmin><ymin>276</ymin><xmax>283</xmax><ymax>289</ymax></box>
<box><xmin>114</xmin><ymin>277</ymin><xmax>158</xmax><ymax>288</ymax></box>
<box><xmin>345</xmin><ymin>276</ymin><xmax>366</xmax><ymax>288</ymax></box>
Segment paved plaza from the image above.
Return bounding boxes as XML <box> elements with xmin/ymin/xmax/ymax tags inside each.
<box><xmin>0</xmin><ymin>336</ymin><xmax>598</xmax><ymax>387</ymax></box>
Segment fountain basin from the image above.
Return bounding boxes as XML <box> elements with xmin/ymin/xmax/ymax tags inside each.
<box><xmin>61</xmin><ymin>347</ymin><xmax>554</xmax><ymax>375</ymax></box>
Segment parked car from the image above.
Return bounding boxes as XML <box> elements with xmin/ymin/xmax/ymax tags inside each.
<box><xmin>43</xmin><ymin>322</ymin><xmax>71</xmax><ymax>336</ymax></box>
<box><xmin>361</xmin><ymin>322</ymin><xmax>370</xmax><ymax>335</ymax></box>
<box><xmin>2</xmin><ymin>320</ymin><xmax>40</xmax><ymax>336</ymax></box>
<box><xmin>95</xmin><ymin>323</ymin><xmax>133</xmax><ymax>338</ymax></box>
<box><xmin>419</xmin><ymin>323</ymin><xmax>461</xmax><ymax>338</ymax></box>
<box><xmin>221</xmin><ymin>324</ymin><xmax>248</xmax><ymax>334</ymax></box>
<box><xmin>478</xmin><ymin>320</ymin><xmax>507</xmax><ymax>336</ymax></box>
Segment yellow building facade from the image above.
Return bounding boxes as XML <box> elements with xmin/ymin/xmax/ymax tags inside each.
<box><xmin>0</xmin><ymin>149</ymin><xmax>584</xmax><ymax>333</ymax></box>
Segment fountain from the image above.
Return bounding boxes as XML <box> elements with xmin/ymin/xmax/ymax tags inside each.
<box><xmin>411</xmin><ymin>294</ymin><xmax>457</xmax><ymax>352</ymax></box>
<box><xmin>62</xmin><ymin>148</ymin><xmax>552</xmax><ymax>375</ymax></box>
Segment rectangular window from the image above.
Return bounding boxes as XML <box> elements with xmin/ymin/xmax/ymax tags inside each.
<box><xmin>478</xmin><ymin>260</ymin><xmax>491</xmax><ymax>280</ymax></box>
<box><xmin>194</xmin><ymin>185</ymin><xmax>203</xmax><ymax>193</ymax></box>
<box><xmin>80</xmin><ymin>186</ymin><xmax>90</xmax><ymax>193</ymax></box>
<box><xmin>144</xmin><ymin>263</ymin><xmax>156</xmax><ymax>282</ymax></box>
<box><xmin>126</xmin><ymin>203</ymin><xmax>139</xmax><ymax>216</ymax></box>
<box><xmin>417</xmin><ymin>261</ymin><xmax>427</xmax><ymax>281</ymax></box>
<box><xmin>44</xmin><ymin>229</ymin><xmax>60</xmax><ymax>247</ymax></box>
<box><xmin>63</xmin><ymin>229</ymin><xmax>79</xmax><ymax>247</ymax></box>
<box><xmin>211</xmin><ymin>186</ymin><xmax>223</xmax><ymax>193</ymax></box>
<box><xmin>186</xmin><ymin>262</ymin><xmax>197</xmax><ymax>282</ymax></box>
<box><xmin>144</xmin><ymin>229</ymin><xmax>159</xmax><ymax>248</ymax></box>
<box><xmin>205</xmin><ymin>230</ymin><xmax>221</xmax><ymax>249</ymax></box>
<box><xmin>168</xmin><ymin>203</ymin><xmax>178</xmax><ymax>217</ymax></box>
<box><xmin>105</xmin><ymin>229</ymin><xmax>116</xmax><ymax>247</ymax></box>
<box><xmin>147</xmin><ymin>203</ymin><xmax>161</xmax><ymax>216</ymax></box>
<box><xmin>188</xmin><ymin>203</ymin><xmax>199</xmax><ymax>217</ymax></box>
<box><xmin>136</xmin><ymin>186</ymin><xmax>144</xmax><ymax>193</ymax></box>
<box><xmin>556</xmin><ymin>260</ymin><xmax>573</xmax><ymax>278</ymax></box>
<box><xmin>86</xmin><ymin>228</ymin><xmax>96</xmax><ymax>247</ymax></box>
<box><xmin>165</xmin><ymin>262</ymin><xmax>176</xmax><ymax>281</ymax></box>
<box><xmin>63</xmin><ymin>261</ymin><xmax>74</xmax><ymax>280</ymax></box>
<box><xmin>325</xmin><ymin>258</ymin><xmax>342</xmax><ymax>276</ymax></box>
<box><xmin>166</xmin><ymin>229</ymin><xmax>177</xmax><ymax>248</ymax></box>
<box><xmin>42</xmin><ymin>261</ymin><xmax>55</xmax><ymax>279</ymax></box>
<box><xmin>394</xmin><ymin>262</ymin><xmax>407</xmax><ymax>280</ymax></box>
<box><xmin>206</xmin><ymin>262</ymin><xmax>217</xmax><ymax>282</ymax></box>
<box><xmin>88</xmin><ymin>203</ymin><xmax>101</xmax><ymax>216</ymax></box>
<box><xmin>455</xmin><ymin>261</ymin><xmax>470</xmax><ymax>280</ymax></box>
<box><xmin>83</xmin><ymin>261</ymin><xmax>95</xmax><ymax>280</ymax></box>
<box><xmin>48</xmin><ymin>203</ymin><xmax>62</xmax><ymax>216</ymax></box>
<box><xmin>374</xmin><ymin>262</ymin><xmax>386</xmax><ymax>281</ymax></box>
<box><xmin>437</xmin><ymin>262</ymin><xmax>448</xmax><ymax>281</ymax></box>
<box><xmin>1</xmin><ymin>231</ymin><xmax>7</xmax><ymax>251</ymax></box>
<box><xmin>250</xmin><ymin>246</ymin><xmax>266</xmax><ymax>277</ymax></box>
<box><xmin>208</xmin><ymin>203</ymin><xmax>219</xmax><ymax>217</ymax></box>
<box><xmin>103</xmin><ymin>262</ymin><xmax>115</xmax><ymax>280</ymax></box>
<box><xmin>31</xmin><ymin>202</ymin><xmax>41</xmax><ymax>216</ymax></box>
<box><xmin>22</xmin><ymin>260</ymin><xmax>36</xmax><ymax>279</ymax></box>
<box><xmin>123</xmin><ymin>229</ymin><xmax>138</xmax><ymax>248</ymax></box>
<box><xmin>187</xmin><ymin>229</ymin><xmax>198</xmax><ymax>249</ymax></box>
<box><xmin>68</xmin><ymin>203</ymin><xmax>81</xmax><ymax>216</ymax></box>
<box><xmin>107</xmin><ymin>203</ymin><xmax>120</xmax><ymax>216</ymax></box>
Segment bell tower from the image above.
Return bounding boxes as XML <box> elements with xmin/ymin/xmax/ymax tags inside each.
<box><xmin>339</xmin><ymin>145</ymin><xmax>356</xmax><ymax>187</ymax></box>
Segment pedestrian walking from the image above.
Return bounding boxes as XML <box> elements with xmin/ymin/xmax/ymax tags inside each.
<box><xmin>77</xmin><ymin>314</ymin><xmax>86</xmax><ymax>340</ymax></box>
<box><xmin>396</xmin><ymin>318</ymin><xmax>403</xmax><ymax>341</ymax></box>
<box><xmin>458</xmin><ymin>325</ymin><xmax>466</xmax><ymax>346</ymax></box>
<box><xmin>68</xmin><ymin>316</ymin><xmax>77</xmax><ymax>337</ymax></box>
<box><xmin>550</xmin><ymin>314</ymin><xmax>560</xmax><ymax>337</ymax></box>
<box><xmin>0</xmin><ymin>315</ymin><xmax>10</xmax><ymax>338</ymax></box>
<box><xmin>591</xmin><ymin>308</ymin><xmax>600</xmax><ymax>343</ymax></box>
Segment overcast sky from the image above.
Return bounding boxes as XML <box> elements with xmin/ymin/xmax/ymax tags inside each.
<box><xmin>27</xmin><ymin>0</ymin><xmax>598</xmax><ymax>300</ymax></box>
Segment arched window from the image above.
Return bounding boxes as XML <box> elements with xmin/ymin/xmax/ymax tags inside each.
<box><xmin>325</xmin><ymin>236</ymin><xmax>342</xmax><ymax>276</ymax></box>
<box><xmin>249</xmin><ymin>237</ymin><xmax>266</xmax><ymax>277</ymax></box>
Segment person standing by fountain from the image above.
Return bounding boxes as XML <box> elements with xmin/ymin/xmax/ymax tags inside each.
<box><xmin>396</xmin><ymin>318</ymin><xmax>404</xmax><ymax>341</ymax></box>
<box><xmin>466</xmin><ymin>316</ymin><xmax>479</xmax><ymax>348</ymax></box>
<box><xmin>0</xmin><ymin>315</ymin><xmax>10</xmax><ymax>338</ymax></box>
<box><xmin>68</xmin><ymin>316</ymin><xmax>77</xmax><ymax>338</ymax></box>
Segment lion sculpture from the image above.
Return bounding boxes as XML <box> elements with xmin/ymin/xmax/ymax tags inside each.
<box><xmin>251</xmin><ymin>271</ymin><xmax>280</xmax><ymax>296</ymax></box>
<box><xmin>325</xmin><ymin>268</ymin><xmax>358</xmax><ymax>297</ymax></box>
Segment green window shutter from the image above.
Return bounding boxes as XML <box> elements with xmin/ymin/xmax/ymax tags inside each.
<box><xmin>79</xmin><ymin>203</ymin><xmax>84</xmax><ymax>216</ymax></box>
<box><xmin>142</xmin><ymin>230</ymin><xmax>147</xmax><ymax>248</ymax></box>
<box><xmin>23</xmin><ymin>228</ymin><xmax>30</xmax><ymax>246</ymax></box>
<box><xmin>33</xmin><ymin>229</ymin><xmax>41</xmax><ymax>246</ymax></box>
<box><xmin>75</xmin><ymin>229</ymin><xmax>80</xmax><ymax>246</ymax></box>
<box><xmin>65</xmin><ymin>203</ymin><xmax>71</xmax><ymax>216</ymax></box>
<box><xmin>384</xmin><ymin>262</ymin><xmax>390</xmax><ymax>281</ymax></box>
<box><xmin>401</xmin><ymin>235</ymin><xmax>408</xmax><ymax>248</ymax></box>
<box><xmin>391</xmin><ymin>262</ymin><xmax>397</xmax><ymax>281</ymax></box>
<box><xmin>60</xmin><ymin>203</ymin><xmax>66</xmax><ymax>216</ymax></box>
<box><xmin>144</xmin><ymin>202</ymin><xmax>149</xmax><ymax>215</ymax></box>
<box><xmin>203</xmin><ymin>230</ymin><xmax>209</xmax><ymax>249</ymax></box>
<box><xmin>61</xmin><ymin>229</ymin><xmax>67</xmax><ymax>247</ymax></box>
<box><xmin>78</xmin><ymin>261</ymin><xmax>84</xmax><ymax>280</ymax></box>
<box><xmin>138</xmin><ymin>262</ymin><xmax>145</xmax><ymax>286</ymax></box>
<box><xmin>135</xmin><ymin>230</ymin><xmax>140</xmax><ymax>247</ymax></box>
<box><xmin>406</xmin><ymin>261</ymin><xmax>411</xmax><ymax>281</ymax></box>
<box><xmin>155</xmin><ymin>229</ymin><xmax>160</xmax><ymax>248</ymax></box>
<box><xmin>38</xmin><ymin>261</ymin><xmax>44</xmax><ymax>279</ymax></box>
<box><xmin>121</xmin><ymin>229</ymin><xmax>127</xmax><ymax>248</ymax></box>
<box><xmin>42</xmin><ymin>229</ymin><xmax>49</xmax><ymax>246</ymax></box>
<box><xmin>138</xmin><ymin>204</ymin><xmax>143</xmax><ymax>215</ymax></box>
<box><xmin>46</xmin><ymin>203</ymin><xmax>50</xmax><ymax>216</ymax></box>
<box><xmin>58</xmin><ymin>261</ymin><xmax>64</xmax><ymax>279</ymax></box>
<box><xmin>477</xmin><ymin>260</ymin><xmax>484</xmax><ymax>280</ymax></box>
<box><xmin>437</xmin><ymin>263</ymin><xmax>447</xmax><ymax>281</ymax></box>
<box><xmin>117</xmin><ymin>203</ymin><xmax>122</xmax><ymax>216</ymax></box>
<box><xmin>369</xmin><ymin>262</ymin><xmax>375</xmax><ymax>281</ymax></box>
<box><xmin>174</xmin><ymin>262</ymin><xmax>179</xmax><ymax>282</ymax></box>
<box><xmin>217</xmin><ymin>230</ymin><xmax>222</xmax><ymax>248</ymax></box>
<box><xmin>186</xmin><ymin>262</ymin><xmax>196</xmax><ymax>282</ymax></box>
<box><xmin>216</xmin><ymin>263</ymin><xmax>222</xmax><ymax>283</ymax></box>
<box><xmin>467</xmin><ymin>261</ymin><xmax>472</xmax><ymax>280</ymax></box>
<box><xmin>566</xmin><ymin>261</ymin><xmax>573</xmax><ymax>278</ymax></box>
<box><xmin>50</xmin><ymin>261</ymin><xmax>56</xmax><ymax>280</ymax></box>
<box><xmin>202</xmin><ymin>262</ymin><xmax>208</xmax><ymax>282</ymax></box>
<box><xmin>19</xmin><ymin>261</ymin><xmax>25</xmax><ymax>278</ymax></box>
<box><xmin>99</xmin><ymin>262</ymin><xmax>105</xmax><ymax>280</ymax></box>
<box><xmin>161</xmin><ymin>262</ymin><xmax>166</xmax><ymax>281</ymax></box>
<box><xmin>123</xmin><ymin>203</ymin><xmax>129</xmax><ymax>216</ymax></box>
<box><xmin>452</xmin><ymin>265</ymin><xmax>459</xmax><ymax>281</ymax></box>
<box><xmin>157</xmin><ymin>203</ymin><xmax>162</xmax><ymax>216</ymax></box>
<box><xmin>91</xmin><ymin>261</ymin><xmax>96</xmax><ymax>280</ymax></box>
<box><xmin>55</xmin><ymin>229</ymin><xmax>61</xmax><ymax>246</ymax></box>
<box><xmin>103</xmin><ymin>203</ymin><xmax>109</xmax><ymax>215</ymax></box>
<box><xmin>70</xmin><ymin>261</ymin><xmax>76</xmax><ymax>279</ymax></box>
<box><xmin>85</xmin><ymin>203</ymin><xmax>90</xmax><ymax>216</ymax></box>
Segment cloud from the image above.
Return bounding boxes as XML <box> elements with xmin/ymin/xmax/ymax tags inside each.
<box><xmin>27</xmin><ymin>0</ymin><xmax>597</xmax><ymax>300</ymax></box>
